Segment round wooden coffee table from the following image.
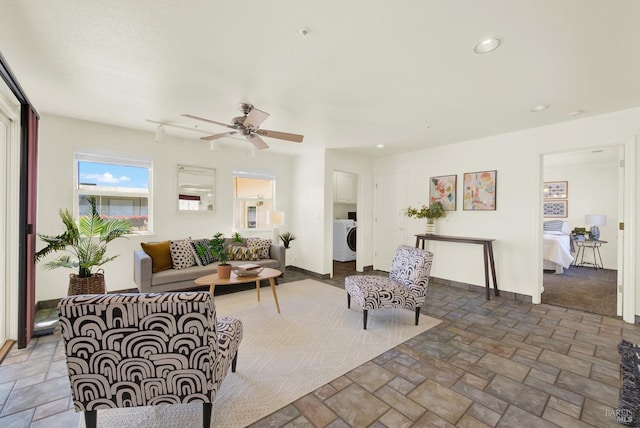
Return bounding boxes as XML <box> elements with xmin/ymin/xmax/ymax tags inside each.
<box><xmin>194</xmin><ymin>267</ymin><xmax>282</xmax><ymax>313</ymax></box>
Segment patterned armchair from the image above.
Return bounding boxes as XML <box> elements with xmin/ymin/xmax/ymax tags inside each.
<box><xmin>345</xmin><ymin>245</ymin><xmax>433</xmax><ymax>329</ymax></box>
<box><xmin>57</xmin><ymin>292</ymin><xmax>242</xmax><ymax>428</ymax></box>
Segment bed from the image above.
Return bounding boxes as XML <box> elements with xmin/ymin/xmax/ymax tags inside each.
<box><xmin>543</xmin><ymin>220</ymin><xmax>574</xmax><ymax>274</ymax></box>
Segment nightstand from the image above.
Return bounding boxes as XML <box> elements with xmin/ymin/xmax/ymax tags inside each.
<box><xmin>572</xmin><ymin>239</ymin><xmax>607</xmax><ymax>269</ymax></box>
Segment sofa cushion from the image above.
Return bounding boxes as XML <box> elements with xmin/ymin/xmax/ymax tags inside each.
<box><xmin>229</xmin><ymin>245</ymin><xmax>260</xmax><ymax>261</ymax></box>
<box><xmin>191</xmin><ymin>239</ymin><xmax>215</xmax><ymax>266</ymax></box>
<box><xmin>151</xmin><ymin>263</ymin><xmax>219</xmax><ymax>286</ymax></box>
<box><xmin>246</xmin><ymin>238</ymin><xmax>272</xmax><ymax>259</ymax></box>
<box><xmin>170</xmin><ymin>238</ymin><xmax>196</xmax><ymax>270</ymax></box>
<box><xmin>141</xmin><ymin>241</ymin><xmax>173</xmax><ymax>273</ymax></box>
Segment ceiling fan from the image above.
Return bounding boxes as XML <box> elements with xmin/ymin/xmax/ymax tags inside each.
<box><xmin>182</xmin><ymin>103</ymin><xmax>304</xmax><ymax>150</ymax></box>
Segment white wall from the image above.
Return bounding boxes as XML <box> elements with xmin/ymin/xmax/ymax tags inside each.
<box><xmin>36</xmin><ymin>114</ymin><xmax>294</xmax><ymax>301</ymax></box>
<box><xmin>545</xmin><ymin>159</ymin><xmax>618</xmax><ymax>269</ymax></box>
<box><xmin>374</xmin><ymin>107</ymin><xmax>639</xmax><ymax>316</ymax></box>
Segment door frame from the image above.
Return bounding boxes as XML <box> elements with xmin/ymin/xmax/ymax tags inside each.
<box><xmin>0</xmin><ymin>87</ymin><xmax>20</xmax><ymax>344</ymax></box>
<box><xmin>537</xmin><ymin>139</ymin><xmax>636</xmax><ymax>323</ymax></box>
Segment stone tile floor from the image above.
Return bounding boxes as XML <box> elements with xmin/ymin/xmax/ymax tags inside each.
<box><xmin>1</xmin><ymin>263</ymin><xmax>638</xmax><ymax>427</ymax></box>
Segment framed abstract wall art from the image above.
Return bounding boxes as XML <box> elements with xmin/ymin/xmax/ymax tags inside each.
<box><xmin>543</xmin><ymin>181</ymin><xmax>568</xmax><ymax>199</ymax></box>
<box><xmin>463</xmin><ymin>170</ymin><xmax>497</xmax><ymax>211</ymax></box>
<box><xmin>429</xmin><ymin>174</ymin><xmax>457</xmax><ymax>210</ymax></box>
<box><xmin>543</xmin><ymin>200</ymin><xmax>567</xmax><ymax>218</ymax></box>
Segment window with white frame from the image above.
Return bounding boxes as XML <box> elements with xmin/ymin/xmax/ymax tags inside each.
<box><xmin>232</xmin><ymin>169</ymin><xmax>275</xmax><ymax>230</ymax></box>
<box><xmin>75</xmin><ymin>152</ymin><xmax>152</xmax><ymax>233</ymax></box>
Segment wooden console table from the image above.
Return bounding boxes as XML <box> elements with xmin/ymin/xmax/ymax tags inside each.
<box><xmin>415</xmin><ymin>234</ymin><xmax>498</xmax><ymax>300</ymax></box>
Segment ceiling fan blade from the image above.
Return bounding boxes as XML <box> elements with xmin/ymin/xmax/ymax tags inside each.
<box><xmin>256</xmin><ymin>129</ymin><xmax>304</xmax><ymax>143</ymax></box>
<box><xmin>246</xmin><ymin>134</ymin><xmax>269</xmax><ymax>150</ymax></box>
<box><xmin>182</xmin><ymin>114</ymin><xmax>235</xmax><ymax>129</ymax></box>
<box><xmin>200</xmin><ymin>131</ymin><xmax>238</xmax><ymax>141</ymax></box>
<box><xmin>243</xmin><ymin>108</ymin><xmax>270</xmax><ymax>130</ymax></box>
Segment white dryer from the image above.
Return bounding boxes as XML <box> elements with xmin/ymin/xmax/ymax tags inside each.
<box><xmin>333</xmin><ymin>219</ymin><xmax>357</xmax><ymax>262</ymax></box>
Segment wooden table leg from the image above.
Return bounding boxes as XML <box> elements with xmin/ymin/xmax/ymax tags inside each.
<box><xmin>269</xmin><ymin>277</ymin><xmax>281</xmax><ymax>313</ymax></box>
<box><xmin>483</xmin><ymin>243</ymin><xmax>490</xmax><ymax>300</ymax></box>
<box><xmin>487</xmin><ymin>242</ymin><xmax>499</xmax><ymax>296</ymax></box>
<box><xmin>209</xmin><ymin>284</ymin><xmax>215</xmax><ymax>294</ymax></box>
<box><xmin>255</xmin><ymin>280</ymin><xmax>261</xmax><ymax>301</ymax></box>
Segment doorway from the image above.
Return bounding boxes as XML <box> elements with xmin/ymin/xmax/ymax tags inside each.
<box><xmin>541</xmin><ymin>146</ymin><xmax>621</xmax><ymax>316</ymax></box>
<box><xmin>332</xmin><ymin>170</ymin><xmax>358</xmax><ymax>277</ymax></box>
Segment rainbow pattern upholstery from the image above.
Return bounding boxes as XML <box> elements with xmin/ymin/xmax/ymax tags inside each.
<box><xmin>57</xmin><ymin>292</ymin><xmax>242</xmax><ymax>428</ymax></box>
<box><xmin>345</xmin><ymin>245</ymin><xmax>433</xmax><ymax>329</ymax></box>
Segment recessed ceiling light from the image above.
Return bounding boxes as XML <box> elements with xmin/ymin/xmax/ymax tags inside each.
<box><xmin>530</xmin><ymin>105</ymin><xmax>549</xmax><ymax>112</ymax></box>
<box><xmin>299</xmin><ymin>27</ymin><xmax>310</xmax><ymax>36</ymax></box>
<box><xmin>474</xmin><ymin>37</ymin><xmax>502</xmax><ymax>54</ymax></box>
<box><xmin>376</xmin><ymin>144</ymin><xmax>385</xmax><ymax>149</ymax></box>
<box><xmin>570</xmin><ymin>110</ymin><xmax>584</xmax><ymax>117</ymax></box>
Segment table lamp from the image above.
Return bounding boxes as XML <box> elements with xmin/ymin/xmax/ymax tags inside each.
<box><xmin>267</xmin><ymin>211</ymin><xmax>285</xmax><ymax>244</ymax></box>
<box><xmin>585</xmin><ymin>214</ymin><xmax>606</xmax><ymax>240</ymax></box>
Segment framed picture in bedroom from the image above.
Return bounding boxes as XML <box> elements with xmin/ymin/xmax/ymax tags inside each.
<box><xmin>543</xmin><ymin>181</ymin><xmax>568</xmax><ymax>199</ymax></box>
<box><xmin>544</xmin><ymin>200</ymin><xmax>568</xmax><ymax>218</ymax></box>
<box><xmin>463</xmin><ymin>170</ymin><xmax>496</xmax><ymax>211</ymax></box>
<box><xmin>429</xmin><ymin>174</ymin><xmax>456</xmax><ymax>211</ymax></box>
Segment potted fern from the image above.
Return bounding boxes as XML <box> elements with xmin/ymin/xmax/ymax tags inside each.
<box><xmin>35</xmin><ymin>195</ymin><xmax>132</xmax><ymax>295</ymax></box>
<box><xmin>404</xmin><ymin>201</ymin><xmax>446</xmax><ymax>234</ymax></box>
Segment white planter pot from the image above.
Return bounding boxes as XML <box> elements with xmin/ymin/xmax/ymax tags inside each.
<box><xmin>425</xmin><ymin>222</ymin><xmax>436</xmax><ymax>234</ymax></box>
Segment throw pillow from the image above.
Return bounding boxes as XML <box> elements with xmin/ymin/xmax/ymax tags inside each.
<box><xmin>140</xmin><ymin>241</ymin><xmax>173</xmax><ymax>273</ymax></box>
<box><xmin>617</xmin><ymin>339</ymin><xmax>640</xmax><ymax>426</ymax></box>
<box><xmin>543</xmin><ymin>220</ymin><xmax>565</xmax><ymax>234</ymax></box>
<box><xmin>229</xmin><ymin>246</ymin><xmax>260</xmax><ymax>261</ymax></box>
<box><xmin>246</xmin><ymin>238</ymin><xmax>272</xmax><ymax>259</ymax></box>
<box><xmin>169</xmin><ymin>238</ymin><xmax>196</xmax><ymax>270</ymax></box>
<box><xmin>190</xmin><ymin>239</ymin><xmax>215</xmax><ymax>266</ymax></box>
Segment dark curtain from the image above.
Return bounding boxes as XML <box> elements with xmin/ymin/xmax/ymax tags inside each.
<box><xmin>18</xmin><ymin>105</ymin><xmax>38</xmax><ymax>348</ymax></box>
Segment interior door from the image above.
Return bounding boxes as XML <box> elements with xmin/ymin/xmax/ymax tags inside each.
<box><xmin>373</xmin><ymin>171</ymin><xmax>407</xmax><ymax>271</ymax></box>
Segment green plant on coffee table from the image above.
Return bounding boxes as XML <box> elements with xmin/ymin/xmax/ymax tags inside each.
<box><xmin>279</xmin><ymin>231</ymin><xmax>297</xmax><ymax>249</ymax></box>
<box><xmin>206</xmin><ymin>232</ymin><xmax>230</xmax><ymax>265</ymax></box>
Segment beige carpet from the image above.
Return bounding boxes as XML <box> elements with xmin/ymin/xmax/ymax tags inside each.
<box><xmin>79</xmin><ymin>279</ymin><xmax>440</xmax><ymax>427</ymax></box>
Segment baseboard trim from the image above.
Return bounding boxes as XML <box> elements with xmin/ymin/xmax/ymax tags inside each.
<box><xmin>430</xmin><ymin>276</ymin><xmax>532</xmax><ymax>303</ymax></box>
<box><xmin>285</xmin><ymin>265</ymin><xmax>330</xmax><ymax>280</ymax></box>
<box><xmin>0</xmin><ymin>339</ymin><xmax>15</xmax><ymax>364</ymax></box>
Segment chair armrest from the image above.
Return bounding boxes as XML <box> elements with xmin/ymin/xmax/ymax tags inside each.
<box><xmin>269</xmin><ymin>244</ymin><xmax>286</xmax><ymax>270</ymax></box>
<box><xmin>133</xmin><ymin>250</ymin><xmax>152</xmax><ymax>292</ymax></box>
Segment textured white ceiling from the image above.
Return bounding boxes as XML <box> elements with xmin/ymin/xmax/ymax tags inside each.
<box><xmin>1</xmin><ymin>1</ymin><xmax>639</xmax><ymax>157</ymax></box>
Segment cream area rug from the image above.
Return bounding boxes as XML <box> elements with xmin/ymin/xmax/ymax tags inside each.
<box><xmin>79</xmin><ymin>279</ymin><xmax>440</xmax><ymax>428</ymax></box>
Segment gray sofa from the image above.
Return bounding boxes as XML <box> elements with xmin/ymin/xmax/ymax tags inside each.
<box><xmin>134</xmin><ymin>238</ymin><xmax>286</xmax><ymax>293</ymax></box>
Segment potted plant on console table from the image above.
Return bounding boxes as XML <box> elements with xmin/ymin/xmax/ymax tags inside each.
<box><xmin>35</xmin><ymin>195</ymin><xmax>132</xmax><ymax>295</ymax></box>
<box><xmin>404</xmin><ymin>201</ymin><xmax>446</xmax><ymax>235</ymax></box>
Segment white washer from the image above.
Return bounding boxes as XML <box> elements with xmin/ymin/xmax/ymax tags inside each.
<box><xmin>333</xmin><ymin>219</ymin><xmax>357</xmax><ymax>262</ymax></box>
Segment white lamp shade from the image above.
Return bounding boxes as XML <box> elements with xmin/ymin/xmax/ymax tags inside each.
<box><xmin>267</xmin><ymin>211</ymin><xmax>285</xmax><ymax>226</ymax></box>
<box><xmin>585</xmin><ymin>214</ymin><xmax>606</xmax><ymax>226</ymax></box>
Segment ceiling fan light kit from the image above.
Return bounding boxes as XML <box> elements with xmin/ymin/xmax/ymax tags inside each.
<box><xmin>183</xmin><ymin>103</ymin><xmax>304</xmax><ymax>150</ymax></box>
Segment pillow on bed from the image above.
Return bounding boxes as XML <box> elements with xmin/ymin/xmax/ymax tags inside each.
<box><xmin>544</xmin><ymin>220</ymin><xmax>566</xmax><ymax>234</ymax></box>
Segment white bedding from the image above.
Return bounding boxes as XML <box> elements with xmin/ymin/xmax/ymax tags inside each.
<box><xmin>543</xmin><ymin>233</ymin><xmax>574</xmax><ymax>272</ymax></box>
